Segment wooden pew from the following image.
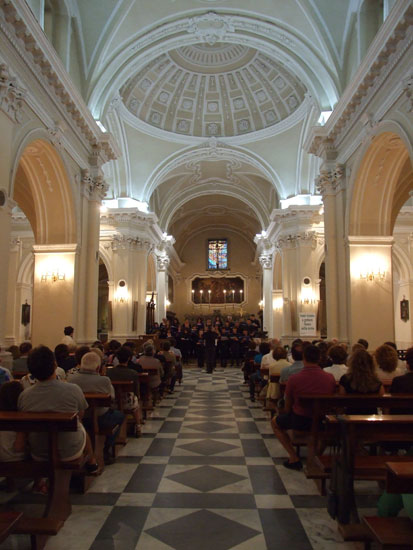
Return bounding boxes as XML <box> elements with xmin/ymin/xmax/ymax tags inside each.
<box><xmin>83</xmin><ymin>393</ymin><xmax>112</xmax><ymax>475</ymax></box>
<box><xmin>109</xmin><ymin>380</ymin><xmax>134</xmax><ymax>443</ymax></box>
<box><xmin>386</xmin><ymin>461</ymin><xmax>413</xmax><ymax>494</ymax></box>
<box><xmin>0</xmin><ymin>411</ymin><xmax>82</xmax><ymax>549</ymax></box>
<box><xmin>362</xmin><ymin>516</ymin><xmax>413</xmax><ymax>549</ymax></box>
<box><xmin>295</xmin><ymin>394</ymin><xmax>413</xmax><ymax>493</ymax></box>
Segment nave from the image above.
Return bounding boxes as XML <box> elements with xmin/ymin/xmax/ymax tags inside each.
<box><xmin>1</xmin><ymin>367</ymin><xmax>377</xmax><ymax>550</ymax></box>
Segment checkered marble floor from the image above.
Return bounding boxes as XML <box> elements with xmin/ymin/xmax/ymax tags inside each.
<box><xmin>1</xmin><ymin>368</ymin><xmax>380</xmax><ymax>550</ymax></box>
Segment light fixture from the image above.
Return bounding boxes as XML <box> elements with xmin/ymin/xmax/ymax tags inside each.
<box><xmin>41</xmin><ymin>270</ymin><xmax>65</xmax><ymax>283</ymax></box>
<box><xmin>166</xmin><ymin>299</ymin><xmax>171</xmax><ymax>308</ymax></box>
<box><xmin>359</xmin><ymin>268</ymin><xmax>386</xmax><ymax>282</ymax></box>
<box><xmin>115</xmin><ymin>280</ymin><xmax>128</xmax><ymax>303</ymax></box>
<box><xmin>259</xmin><ymin>300</ymin><xmax>264</xmax><ymax>309</ymax></box>
<box><xmin>273</xmin><ymin>297</ymin><xmax>283</xmax><ymax>311</ymax></box>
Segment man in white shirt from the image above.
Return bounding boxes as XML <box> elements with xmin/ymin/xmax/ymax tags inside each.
<box><xmin>61</xmin><ymin>326</ymin><xmax>76</xmax><ymax>350</ymax></box>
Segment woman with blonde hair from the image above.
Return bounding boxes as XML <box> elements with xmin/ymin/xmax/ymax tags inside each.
<box><xmin>339</xmin><ymin>349</ymin><xmax>384</xmax><ymax>413</ymax></box>
<box><xmin>374</xmin><ymin>344</ymin><xmax>405</xmax><ymax>381</ymax></box>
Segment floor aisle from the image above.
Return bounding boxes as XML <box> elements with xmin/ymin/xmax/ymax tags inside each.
<box><xmin>2</xmin><ymin>368</ymin><xmax>379</xmax><ymax>549</ymax></box>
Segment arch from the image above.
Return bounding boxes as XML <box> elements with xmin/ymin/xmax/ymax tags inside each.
<box><xmin>392</xmin><ymin>243</ymin><xmax>413</xmax><ymax>283</ymax></box>
<box><xmin>89</xmin><ymin>11</ymin><xmax>339</xmax><ymax>119</ymax></box>
<box><xmin>17</xmin><ymin>252</ymin><xmax>34</xmax><ymax>286</ymax></box>
<box><xmin>144</xmin><ymin>142</ymin><xmax>284</xmax><ymax>201</ymax></box>
<box><xmin>12</xmin><ymin>138</ymin><xmax>77</xmax><ymax>245</ymax></box>
<box><xmin>347</xmin><ymin>129</ymin><xmax>413</xmax><ymax>237</ymax></box>
<box><xmin>99</xmin><ymin>247</ymin><xmax>114</xmax><ymax>282</ymax></box>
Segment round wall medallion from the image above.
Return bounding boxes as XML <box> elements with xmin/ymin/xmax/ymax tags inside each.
<box><xmin>303</xmin><ymin>277</ymin><xmax>311</xmax><ymax>286</ymax></box>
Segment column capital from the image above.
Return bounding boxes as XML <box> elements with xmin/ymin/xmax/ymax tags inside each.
<box><xmin>156</xmin><ymin>254</ymin><xmax>170</xmax><ymax>271</ymax></box>
<box><xmin>0</xmin><ymin>64</ymin><xmax>26</xmax><ymax>124</ymax></box>
<box><xmin>259</xmin><ymin>253</ymin><xmax>273</xmax><ymax>270</ymax></box>
<box><xmin>111</xmin><ymin>234</ymin><xmax>154</xmax><ymax>253</ymax></box>
<box><xmin>81</xmin><ymin>169</ymin><xmax>108</xmax><ymax>202</ymax></box>
<box><xmin>316</xmin><ymin>164</ymin><xmax>345</xmax><ymax>197</ymax></box>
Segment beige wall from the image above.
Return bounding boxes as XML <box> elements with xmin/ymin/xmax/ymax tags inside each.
<box><xmin>171</xmin><ymin>230</ymin><xmax>261</xmax><ymax>322</ymax></box>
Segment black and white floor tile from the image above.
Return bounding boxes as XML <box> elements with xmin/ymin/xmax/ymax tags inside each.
<box><xmin>1</xmin><ymin>368</ymin><xmax>379</xmax><ymax>549</ymax></box>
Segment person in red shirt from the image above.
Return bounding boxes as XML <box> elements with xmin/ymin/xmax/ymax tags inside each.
<box><xmin>271</xmin><ymin>344</ymin><xmax>336</xmax><ymax>470</ymax></box>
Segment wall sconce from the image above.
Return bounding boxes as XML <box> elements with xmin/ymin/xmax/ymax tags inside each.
<box><xmin>115</xmin><ymin>280</ymin><xmax>128</xmax><ymax>303</ymax></box>
<box><xmin>166</xmin><ymin>299</ymin><xmax>171</xmax><ymax>308</ymax></box>
<box><xmin>359</xmin><ymin>268</ymin><xmax>386</xmax><ymax>282</ymax></box>
<box><xmin>273</xmin><ymin>297</ymin><xmax>283</xmax><ymax>311</ymax></box>
<box><xmin>259</xmin><ymin>300</ymin><xmax>264</xmax><ymax>309</ymax></box>
<box><xmin>40</xmin><ymin>270</ymin><xmax>65</xmax><ymax>282</ymax></box>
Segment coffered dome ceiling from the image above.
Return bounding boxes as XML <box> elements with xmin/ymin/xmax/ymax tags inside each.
<box><xmin>120</xmin><ymin>43</ymin><xmax>307</xmax><ymax>138</ymax></box>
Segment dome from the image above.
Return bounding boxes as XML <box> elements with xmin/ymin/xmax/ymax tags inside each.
<box><xmin>120</xmin><ymin>43</ymin><xmax>307</xmax><ymax>138</ymax></box>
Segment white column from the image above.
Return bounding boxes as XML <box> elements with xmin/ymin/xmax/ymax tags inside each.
<box><xmin>156</xmin><ymin>255</ymin><xmax>169</xmax><ymax>323</ymax></box>
<box><xmin>272</xmin><ymin>289</ymin><xmax>283</xmax><ymax>339</ymax></box>
<box><xmin>0</xmin><ymin>196</ymin><xmax>15</xmax><ymax>348</ymax></box>
<box><xmin>76</xmin><ymin>170</ymin><xmax>107</xmax><ymax>345</ymax></box>
<box><xmin>5</xmin><ymin>238</ymin><xmax>22</xmax><ymax>346</ymax></box>
<box><xmin>110</xmin><ymin>235</ymin><xmax>151</xmax><ymax>340</ymax></box>
<box><xmin>259</xmin><ymin>253</ymin><xmax>274</xmax><ymax>337</ymax></box>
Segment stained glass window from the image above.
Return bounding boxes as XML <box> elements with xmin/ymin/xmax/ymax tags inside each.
<box><xmin>208</xmin><ymin>239</ymin><xmax>228</xmax><ymax>269</ymax></box>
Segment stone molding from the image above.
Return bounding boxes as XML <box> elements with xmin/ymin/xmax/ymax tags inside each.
<box><xmin>306</xmin><ymin>2</ymin><xmax>413</xmax><ymax>152</ymax></box>
<box><xmin>0</xmin><ymin>63</ymin><xmax>25</xmax><ymax>123</ymax></box>
<box><xmin>275</xmin><ymin>231</ymin><xmax>321</xmax><ymax>250</ymax></box>
<box><xmin>0</xmin><ymin>0</ymin><xmax>118</xmax><ymax>162</ymax></box>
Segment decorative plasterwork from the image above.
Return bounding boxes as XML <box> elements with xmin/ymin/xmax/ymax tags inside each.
<box><xmin>316</xmin><ymin>164</ymin><xmax>345</xmax><ymax>197</ymax></box>
<box><xmin>0</xmin><ymin>0</ymin><xmax>118</xmax><ymax>162</ymax></box>
<box><xmin>0</xmin><ymin>63</ymin><xmax>25</xmax><ymax>123</ymax></box>
<box><xmin>306</xmin><ymin>2</ymin><xmax>413</xmax><ymax>154</ymax></box>
<box><xmin>259</xmin><ymin>253</ymin><xmax>273</xmax><ymax>270</ymax></box>
<box><xmin>187</xmin><ymin>13</ymin><xmax>235</xmax><ymax>45</ymax></box>
<box><xmin>275</xmin><ymin>231</ymin><xmax>322</xmax><ymax>250</ymax></box>
<box><xmin>110</xmin><ymin>234</ymin><xmax>154</xmax><ymax>252</ymax></box>
<box><xmin>156</xmin><ymin>254</ymin><xmax>170</xmax><ymax>271</ymax></box>
<box><xmin>81</xmin><ymin>169</ymin><xmax>108</xmax><ymax>201</ymax></box>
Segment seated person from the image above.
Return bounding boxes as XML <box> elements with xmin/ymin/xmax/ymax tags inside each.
<box><xmin>157</xmin><ymin>341</ymin><xmax>176</xmax><ymax>393</ymax></box>
<box><xmin>66</xmin><ymin>346</ymin><xmax>90</xmax><ymax>376</ymax></box>
<box><xmin>136</xmin><ymin>344</ymin><xmax>164</xmax><ymax>389</ymax></box>
<box><xmin>18</xmin><ymin>346</ymin><xmax>98</xmax><ymax>472</ymax></box>
<box><xmin>377</xmin><ymin>490</ymin><xmax>413</xmax><ymax>519</ymax></box>
<box><xmin>271</xmin><ymin>345</ymin><xmax>336</xmax><ymax>470</ymax></box>
<box><xmin>249</xmin><ymin>341</ymin><xmax>271</xmax><ymax>402</ymax></box>
<box><xmin>279</xmin><ymin>344</ymin><xmax>304</xmax><ymax>383</ymax></box>
<box><xmin>0</xmin><ymin>381</ymin><xmax>48</xmax><ymax>494</ymax></box>
<box><xmin>12</xmin><ymin>342</ymin><xmax>32</xmax><ymax>374</ymax></box>
<box><xmin>61</xmin><ymin>326</ymin><xmax>76</xmax><ymax>350</ymax></box>
<box><xmin>107</xmin><ymin>347</ymin><xmax>142</xmax><ymax>436</ymax></box>
<box><xmin>54</xmin><ymin>343</ymin><xmax>76</xmax><ymax>373</ymax></box>
<box><xmin>339</xmin><ymin>348</ymin><xmax>384</xmax><ymax>413</ymax></box>
<box><xmin>324</xmin><ymin>345</ymin><xmax>348</xmax><ymax>381</ymax></box>
<box><xmin>374</xmin><ymin>343</ymin><xmax>406</xmax><ymax>381</ymax></box>
<box><xmin>390</xmin><ymin>346</ymin><xmax>413</xmax><ymax>413</ymax></box>
<box><xmin>0</xmin><ymin>381</ymin><xmax>26</xmax><ymax>462</ymax></box>
<box><xmin>68</xmin><ymin>352</ymin><xmax>125</xmax><ymax>464</ymax></box>
<box><xmin>266</xmin><ymin>346</ymin><xmax>291</xmax><ymax>401</ymax></box>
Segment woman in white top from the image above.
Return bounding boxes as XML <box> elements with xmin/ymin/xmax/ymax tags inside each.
<box><xmin>374</xmin><ymin>344</ymin><xmax>406</xmax><ymax>381</ymax></box>
<box><xmin>324</xmin><ymin>345</ymin><xmax>348</xmax><ymax>381</ymax></box>
<box><xmin>266</xmin><ymin>346</ymin><xmax>291</xmax><ymax>400</ymax></box>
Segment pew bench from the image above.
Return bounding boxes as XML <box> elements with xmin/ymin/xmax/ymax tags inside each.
<box><xmin>362</xmin><ymin>516</ymin><xmax>413</xmax><ymax>549</ymax></box>
<box><xmin>0</xmin><ymin>411</ymin><xmax>83</xmax><ymax>549</ymax></box>
<box><xmin>386</xmin><ymin>461</ymin><xmax>413</xmax><ymax>493</ymax></box>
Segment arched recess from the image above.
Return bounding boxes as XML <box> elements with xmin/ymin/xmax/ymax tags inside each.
<box><xmin>10</xmin><ymin>138</ymin><xmax>77</xmax><ymax>347</ymax></box>
<box><xmin>12</xmin><ymin>139</ymin><xmax>76</xmax><ymax>244</ymax></box>
<box><xmin>348</xmin><ymin>131</ymin><xmax>413</xmax><ymax>237</ymax></box>
<box><xmin>346</xmin><ymin>129</ymin><xmax>413</xmax><ymax>348</ymax></box>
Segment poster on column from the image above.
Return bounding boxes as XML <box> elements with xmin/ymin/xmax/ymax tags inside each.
<box><xmin>299</xmin><ymin>313</ymin><xmax>317</xmax><ymax>337</ymax></box>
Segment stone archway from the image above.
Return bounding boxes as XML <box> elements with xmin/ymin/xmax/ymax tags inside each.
<box><xmin>347</xmin><ymin>131</ymin><xmax>413</xmax><ymax>347</ymax></box>
<box><xmin>12</xmin><ymin>139</ymin><xmax>78</xmax><ymax>347</ymax></box>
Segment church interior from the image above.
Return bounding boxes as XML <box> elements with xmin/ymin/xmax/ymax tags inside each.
<box><xmin>0</xmin><ymin>0</ymin><xmax>413</xmax><ymax>548</ymax></box>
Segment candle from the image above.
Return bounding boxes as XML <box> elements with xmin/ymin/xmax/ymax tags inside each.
<box><xmin>208</xmin><ymin>289</ymin><xmax>211</xmax><ymax>303</ymax></box>
<box><xmin>223</xmin><ymin>289</ymin><xmax>227</xmax><ymax>303</ymax></box>
<box><xmin>200</xmin><ymin>290</ymin><xmax>203</xmax><ymax>303</ymax></box>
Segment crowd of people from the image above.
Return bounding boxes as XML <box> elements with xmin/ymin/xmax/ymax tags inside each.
<box><xmin>148</xmin><ymin>314</ymin><xmax>262</xmax><ymax>372</ymax></box>
<box><xmin>0</xmin><ymin>323</ymin><xmax>412</xmax><ymax>518</ymax></box>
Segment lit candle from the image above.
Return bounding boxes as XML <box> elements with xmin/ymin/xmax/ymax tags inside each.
<box><xmin>232</xmin><ymin>289</ymin><xmax>235</xmax><ymax>301</ymax></box>
<box><xmin>223</xmin><ymin>289</ymin><xmax>227</xmax><ymax>303</ymax></box>
<box><xmin>240</xmin><ymin>289</ymin><xmax>243</xmax><ymax>301</ymax></box>
<box><xmin>200</xmin><ymin>290</ymin><xmax>203</xmax><ymax>303</ymax></box>
<box><xmin>208</xmin><ymin>289</ymin><xmax>211</xmax><ymax>303</ymax></box>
